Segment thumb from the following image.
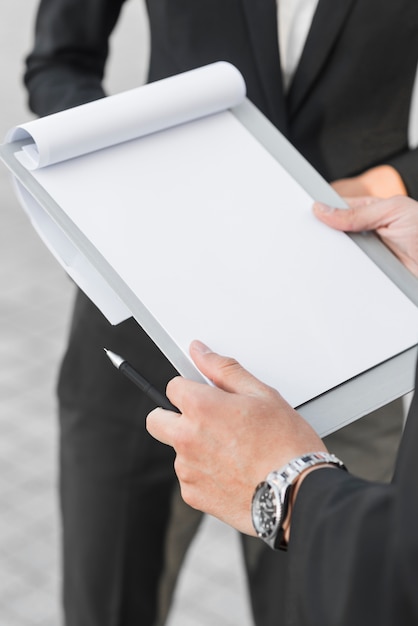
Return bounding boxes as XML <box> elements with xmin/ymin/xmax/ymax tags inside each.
<box><xmin>189</xmin><ymin>340</ymin><xmax>267</xmax><ymax>396</ymax></box>
<box><xmin>313</xmin><ymin>198</ymin><xmax>384</xmax><ymax>233</ymax></box>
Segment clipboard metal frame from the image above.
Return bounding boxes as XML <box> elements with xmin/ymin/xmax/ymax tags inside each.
<box><xmin>1</xmin><ymin>99</ymin><xmax>417</xmax><ymax>437</ymax></box>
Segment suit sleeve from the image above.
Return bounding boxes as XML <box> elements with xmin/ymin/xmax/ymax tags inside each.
<box><xmin>285</xmin><ymin>375</ymin><xmax>418</xmax><ymax>626</ymax></box>
<box><xmin>24</xmin><ymin>0</ymin><xmax>127</xmax><ymax>116</ymax></box>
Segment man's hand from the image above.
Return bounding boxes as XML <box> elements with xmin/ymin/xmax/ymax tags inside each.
<box><xmin>146</xmin><ymin>340</ymin><xmax>325</xmax><ymax>536</ymax></box>
<box><xmin>331</xmin><ymin>165</ymin><xmax>407</xmax><ymax>198</ymax></box>
<box><xmin>314</xmin><ymin>196</ymin><xmax>418</xmax><ymax>277</ymax></box>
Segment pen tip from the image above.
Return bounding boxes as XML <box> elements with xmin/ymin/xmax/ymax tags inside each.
<box><xmin>103</xmin><ymin>348</ymin><xmax>125</xmax><ymax>369</ymax></box>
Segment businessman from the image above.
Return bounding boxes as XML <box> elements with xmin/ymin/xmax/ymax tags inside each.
<box><xmin>25</xmin><ymin>1</ymin><xmax>418</xmax><ymax>624</ymax></box>
<box><xmin>146</xmin><ymin>194</ymin><xmax>418</xmax><ymax>626</ymax></box>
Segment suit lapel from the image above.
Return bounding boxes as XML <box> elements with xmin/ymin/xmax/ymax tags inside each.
<box><xmin>287</xmin><ymin>0</ymin><xmax>357</xmax><ymax>117</ymax></box>
<box><xmin>240</xmin><ymin>0</ymin><xmax>288</xmax><ymax>131</ymax></box>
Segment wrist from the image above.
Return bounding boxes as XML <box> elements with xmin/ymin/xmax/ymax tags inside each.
<box><xmin>360</xmin><ymin>165</ymin><xmax>407</xmax><ymax>198</ymax></box>
<box><xmin>281</xmin><ymin>464</ymin><xmax>339</xmax><ymax>544</ymax></box>
<box><xmin>251</xmin><ymin>452</ymin><xmax>346</xmax><ymax>550</ymax></box>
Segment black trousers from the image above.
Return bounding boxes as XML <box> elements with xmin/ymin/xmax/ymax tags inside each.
<box><xmin>58</xmin><ymin>290</ymin><xmax>178</xmax><ymax>625</ymax></box>
<box><xmin>58</xmin><ymin>289</ymin><xmax>404</xmax><ymax>626</ymax></box>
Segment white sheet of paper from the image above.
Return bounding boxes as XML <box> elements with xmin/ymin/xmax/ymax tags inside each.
<box><xmin>22</xmin><ymin>109</ymin><xmax>418</xmax><ymax>408</ymax></box>
<box><xmin>9</xmin><ymin>62</ymin><xmax>246</xmax><ymax>169</ymax></box>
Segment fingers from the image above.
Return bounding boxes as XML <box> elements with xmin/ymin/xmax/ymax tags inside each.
<box><xmin>188</xmin><ymin>340</ymin><xmax>268</xmax><ymax>396</ymax></box>
<box><xmin>160</xmin><ymin>341</ymin><xmax>269</xmax><ymax>425</ymax></box>
<box><xmin>342</xmin><ymin>196</ymin><xmax>380</xmax><ymax>209</ymax></box>
<box><xmin>146</xmin><ymin>407</ymin><xmax>180</xmax><ymax>446</ymax></box>
<box><xmin>313</xmin><ymin>197</ymin><xmax>391</xmax><ymax>233</ymax></box>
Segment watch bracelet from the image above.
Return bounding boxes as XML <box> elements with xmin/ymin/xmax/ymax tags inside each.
<box><xmin>260</xmin><ymin>452</ymin><xmax>346</xmax><ymax>551</ymax></box>
<box><xmin>267</xmin><ymin>451</ymin><xmax>346</xmax><ymax>486</ymax></box>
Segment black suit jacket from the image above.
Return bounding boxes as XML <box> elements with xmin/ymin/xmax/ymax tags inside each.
<box><xmin>286</xmin><ymin>363</ymin><xmax>418</xmax><ymax>626</ymax></box>
<box><xmin>25</xmin><ymin>0</ymin><xmax>418</xmax><ymax>196</ymax></box>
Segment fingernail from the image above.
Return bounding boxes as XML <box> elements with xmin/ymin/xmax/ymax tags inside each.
<box><xmin>191</xmin><ymin>340</ymin><xmax>212</xmax><ymax>354</ymax></box>
<box><xmin>313</xmin><ymin>202</ymin><xmax>335</xmax><ymax>214</ymax></box>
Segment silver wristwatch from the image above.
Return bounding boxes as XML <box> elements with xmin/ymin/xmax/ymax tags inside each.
<box><xmin>251</xmin><ymin>452</ymin><xmax>345</xmax><ymax>550</ymax></box>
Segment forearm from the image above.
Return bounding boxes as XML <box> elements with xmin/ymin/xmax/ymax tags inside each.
<box><xmin>24</xmin><ymin>0</ymin><xmax>126</xmax><ymax>116</ymax></box>
<box><xmin>331</xmin><ymin>165</ymin><xmax>407</xmax><ymax>199</ymax></box>
<box><xmin>331</xmin><ymin>150</ymin><xmax>418</xmax><ymax>201</ymax></box>
<box><xmin>287</xmin><ymin>468</ymin><xmax>400</xmax><ymax>626</ymax></box>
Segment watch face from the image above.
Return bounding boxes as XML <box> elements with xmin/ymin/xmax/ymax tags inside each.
<box><xmin>251</xmin><ymin>481</ymin><xmax>282</xmax><ymax>539</ymax></box>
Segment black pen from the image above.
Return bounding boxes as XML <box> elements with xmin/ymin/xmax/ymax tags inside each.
<box><xmin>104</xmin><ymin>348</ymin><xmax>179</xmax><ymax>412</ymax></box>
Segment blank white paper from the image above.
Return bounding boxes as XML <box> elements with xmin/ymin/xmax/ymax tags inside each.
<box><xmin>21</xmin><ymin>108</ymin><xmax>418</xmax><ymax>408</ymax></box>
